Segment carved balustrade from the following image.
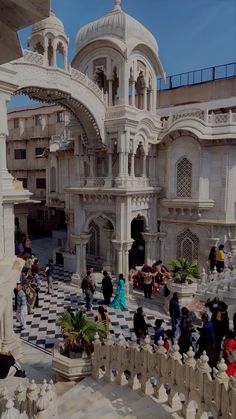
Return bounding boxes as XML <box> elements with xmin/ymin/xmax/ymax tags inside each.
<box><xmin>0</xmin><ymin>379</ymin><xmax>57</xmax><ymax>419</ymax></box>
<box><xmin>92</xmin><ymin>333</ymin><xmax>236</xmax><ymax>418</ymax></box>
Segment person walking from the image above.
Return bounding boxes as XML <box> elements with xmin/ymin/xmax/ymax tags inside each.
<box><xmin>216</xmin><ymin>244</ymin><xmax>225</xmax><ymax>272</ymax></box>
<box><xmin>16</xmin><ymin>282</ymin><xmax>27</xmax><ymax>330</ymax></box>
<box><xmin>95</xmin><ymin>306</ymin><xmax>110</xmax><ymax>335</ymax></box>
<box><xmin>143</xmin><ymin>272</ymin><xmax>153</xmax><ymax>299</ymax></box>
<box><xmin>154</xmin><ymin>319</ymin><xmax>165</xmax><ymax>345</ymax></box>
<box><xmin>178</xmin><ymin>307</ymin><xmax>194</xmax><ymax>354</ymax></box>
<box><xmin>45</xmin><ymin>259</ymin><xmax>55</xmax><ymax>295</ymax></box>
<box><xmin>208</xmin><ymin>246</ymin><xmax>216</xmax><ymax>272</ymax></box>
<box><xmin>81</xmin><ymin>271</ymin><xmax>96</xmax><ymax>311</ymax></box>
<box><xmin>169</xmin><ymin>292</ymin><xmax>181</xmax><ymax>339</ymax></box>
<box><xmin>110</xmin><ymin>273</ymin><xmax>127</xmax><ymax>310</ymax></box>
<box><xmin>196</xmin><ymin>313</ymin><xmax>217</xmax><ymax>368</ymax></box>
<box><xmin>133</xmin><ymin>307</ymin><xmax>148</xmax><ymax>340</ymax></box>
<box><xmin>212</xmin><ymin>301</ymin><xmax>229</xmax><ymax>356</ymax></box>
<box><xmin>101</xmin><ymin>271</ymin><xmax>113</xmax><ymax>305</ymax></box>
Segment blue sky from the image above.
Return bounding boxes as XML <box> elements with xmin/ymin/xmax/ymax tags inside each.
<box><xmin>9</xmin><ymin>0</ymin><xmax>236</xmax><ymax>108</ymax></box>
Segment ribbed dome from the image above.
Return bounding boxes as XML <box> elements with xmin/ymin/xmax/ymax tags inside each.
<box><xmin>75</xmin><ymin>1</ymin><xmax>158</xmax><ymax>55</ymax></box>
<box><xmin>32</xmin><ymin>10</ymin><xmax>65</xmax><ymax>34</ymax></box>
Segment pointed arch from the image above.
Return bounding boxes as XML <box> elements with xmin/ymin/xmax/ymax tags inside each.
<box><xmin>177</xmin><ymin>229</ymin><xmax>199</xmax><ymax>260</ymax></box>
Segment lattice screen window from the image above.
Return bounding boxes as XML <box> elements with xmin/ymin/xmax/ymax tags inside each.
<box><xmin>176</xmin><ymin>157</ymin><xmax>192</xmax><ymax>197</ymax></box>
<box><xmin>177</xmin><ymin>229</ymin><xmax>199</xmax><ymax>260</ymax></box>
<box><xmin>87</xmin><ymin>221</ymin><xmax>100</xmax><ymax>256</ymax></box>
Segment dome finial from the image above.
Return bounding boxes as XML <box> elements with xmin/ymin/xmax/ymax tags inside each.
<box><xmin>114</xmin><ymin>0</ymin><xmax>121</xmax><ymax>11</ymax></box>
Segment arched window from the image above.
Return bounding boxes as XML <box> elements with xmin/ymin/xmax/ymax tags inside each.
<box><xmin>50</xmin><ymin>167</ymin><xmax>56</xmax><ymax>192</ymax></box>
<box><xmin>87</xmin><ymin>221</ymin><xmax>100</xmax><ymax>256</ymax></box>
<box><xmin>177</xmin><ymin>229</ymin><xmax>199</xmax><ymax>260</ymax></box>
<box><xmin>176</xmin><ymin>157</ymin><xmax>192</xmax><ymax>197</ymax></box>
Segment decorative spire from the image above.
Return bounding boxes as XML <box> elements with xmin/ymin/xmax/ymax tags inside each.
<box><xmin>114</xmin><ymin>0</ymin><xmax>121</xmax><ymax>11</ymax></box>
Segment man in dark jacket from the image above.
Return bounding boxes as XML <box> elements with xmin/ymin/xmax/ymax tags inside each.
<box><xmin>133</xmin><ymin>307</ymin><xmax>148</xmax><ymax>341</ymax></box>
<box><xmin>81</xmin><ymin>272</ymin><xmax>96</xmax><ymax>311</ymax></box>
<box><xmin>169</xmin><ymin>292</ymin><xmax>181</xmax><ymax>338</ymax></box>
<box><xmin>101</xmin><ymin>271</ymin><xmax>113</xmax><ymax>305</ymax></box>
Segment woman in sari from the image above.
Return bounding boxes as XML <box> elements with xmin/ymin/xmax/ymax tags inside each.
<box><xmin>223</xmin><ymin>330</ymin><xmax>236</xmax><ymax>376</ymax></box>
<box><xmin>110</xmin><ymin>273</ymin><xmax>127</xmax><ymax>310</ymax></box>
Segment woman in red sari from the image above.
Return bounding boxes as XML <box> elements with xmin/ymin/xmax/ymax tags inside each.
<box><xmin>223</xmin><ymin>330</ymin><xmax>236</xmax><ymax>376</ymax></box>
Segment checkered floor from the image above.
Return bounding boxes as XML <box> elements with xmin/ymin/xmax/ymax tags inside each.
<box><xmin>13</xmin><ymin>267</ymin><xmax>161</xmax><ymax>354</ymax></box>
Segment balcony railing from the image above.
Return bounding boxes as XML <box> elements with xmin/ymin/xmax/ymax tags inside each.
<box><xmin>158</xmin><ymin>62</ymin><xmax>236</xmax><ymax>90</ymax></box>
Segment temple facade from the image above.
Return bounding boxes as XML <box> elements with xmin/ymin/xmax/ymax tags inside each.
<box><xmin>6</xmin><ymin>0</ymin><xmax>236</xmax><ymax>289</ymax></box>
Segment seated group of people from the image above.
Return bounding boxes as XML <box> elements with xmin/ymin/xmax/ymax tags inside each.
<box><xmin>129</xmin><ymin>260</ymin><xmax>170</xmax><ymax>298</ymax></box>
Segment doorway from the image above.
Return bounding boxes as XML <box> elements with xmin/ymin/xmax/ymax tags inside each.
<box><xmin>129</xmin><ymin>217</ymin><xmax>145</xmax><ymax>268</ymax></box>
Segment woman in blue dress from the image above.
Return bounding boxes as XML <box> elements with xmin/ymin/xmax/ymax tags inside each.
<box><xmin>110</xmin><ymin>273</ymin><xmax>127</xmax><ymax>310</ymax></box>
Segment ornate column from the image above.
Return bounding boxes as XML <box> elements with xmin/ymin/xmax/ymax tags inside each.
<box><xmin>157</xmin><ymin>232</ymin><xmax>167</xmax><ymax>261</ymax></box>
<box><xmin>112</xmin><ymin>240</ymin><xmax>123</xmax><ymax>275</ymax></box>
<box><xmin>143</xmin><ymin>87</ymin><xmax>148</xmax><ymax>110</ymax></box>
<box><xmin>142</xmin><ymin>232</ymin><xmax>158</xmax><ymax>266</ymax></box>
<box><xmin>142</xmin><ymin>155</ymin><xmax>147</xmax><ymax>177</ymax></box>
<box><xmin>0</xmin><ymin>296</ymin><xmax>21</xmax><ymax>358</ymax></box>
<box><xmin>71</xmin><ymin>234</ymin><xmax>91</xmax><ymax>286</ymax></box>
<box><xmin>123</xmin><ymin>240</ymin><xmax>134</xmax><ymax>297</ymax></box>
<box><xmin>103</xmin><ymin>228</ymin><xmax>114</xmax><ymax>272</ymax></box>
<box><xmin>108</xmin><ymin>79</ymin><xmax>113</xmax><ymax>106</ymax></box>
<box><xmin>131</xmin><ymin>81</ymin><xmax>135</xmax><ymax>107</ymax></box>
<box><xmin>43</xmin><ymin>37</ymin><xmax>49</xmax><ymax>66</ymax></box>
<box><xmin>52</xmin><ymin>39</ymin><xmax>57</xmax><ymax>67</ymax></box>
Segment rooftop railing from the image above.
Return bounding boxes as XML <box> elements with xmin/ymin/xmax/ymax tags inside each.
<box><xmin>158</xmin><ymin>62</ymin><xmax>236</xmax><ymax>90</ymax></box>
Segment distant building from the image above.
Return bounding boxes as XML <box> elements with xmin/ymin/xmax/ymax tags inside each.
<box><xmin>7</xmin><ymin>104</ymin><xmax>70</xmax><ymax>235</ymax></box>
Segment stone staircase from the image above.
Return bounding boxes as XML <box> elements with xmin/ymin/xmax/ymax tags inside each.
<box><xmin>55</xmin><ymin>377</ymin><xmax>175</xmax><ymax>419</ymax></box>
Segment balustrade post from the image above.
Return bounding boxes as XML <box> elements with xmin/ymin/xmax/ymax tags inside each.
<box><xmin>127</xmin><ymin>333</ymin><xmax>139</xmax><ymax>390</ymax></box>
<box><xmin>104</xmin><ymin>334</ymin><xmax>113</xmax><ymax>382</ymax></box>
<box><xmin>140</xmin><ymin>335</ymin><xmax>152</xmax><ymax>394</ymax></box>
<box><xmin>92</xmin><ymin>333</ymin><xmax>101</xmax><ymax>380</ymax></box>
<box><xmin>1</xmin><ymin>399</ymin><xmax>21</xmax><ymax>419</ymax></box>
<box><xmin>26</xmin><ymin>380</ymin><xmax>39</xmax><ymax>418</ymax></box>
<box><xmin>213</xmin><ymin>358</ymin><xmax>229</xmax><ymax>416</ymax></box>
<box><xmin>115</xmin><ymin>334</ymin><xmax>126</xmax><ymax>386</ymax></box>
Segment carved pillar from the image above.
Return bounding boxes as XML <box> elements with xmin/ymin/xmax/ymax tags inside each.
<box><xmin>52</xmin><ymin>39</ymin><xmax>57</xmax><ymax>67</ymax></box>
<box><xmin>43</xmin><ymin>38</ymin><xmax>49</xmax><ymax>66</ymax></box>
<box><xmin>143</xmin><ymin>87</ymin><xmax>148</xmax><ymax>110</ymax></box>
<box><xmin>131</xmin><ymin>81</ymin><xmax>135</xmax><ymax>107</ymax></box>
<box><xmin>130</xmin><ymin>153</ymin><xmax>135</xmax><ymax>178</ymax></box>
<box><xmin>142</xmin><ymin>155</ymin><xmax>147</xmax><ymax>177</ymax></box>
<box><xmin>123</xmin><ymin>240</ymin><xmax>134</xmax><ymax>297</ymax></box>
<box><xmin>142</xmin><ymin>232</ymin><xmax>158</xmax><ymax>266</ymax></box>
<box><xmin>63</xmin><ymin>47</ymin><xmax>68</xmax><ymax>71</ymax></box>
<box><xmin>71</xmin><ymin>234</ymin><xmax>91</xmax><ymax>286</ymax></box>
<box><xmin>108</xmin><ymin>79</ymin><xmax>113</xmax><ymax>106</ymax></box>
<box><xmin>157</xmin><ymin>232</ymin><xmax>167</xmax><ymax>261</ymax></box>
<box><xmin>103</xmin><ymin>228</ymin><xmax>114</xmax><ymax>272</ymax></box>
<box><xmin>0</xmin><ymin>297</ymin><xmax>21</xmax><ymax>358</ymax></box>
<box><xmin>112</xmin><ymin>240</ymin><xmax>123</xmax><ymax>275</ymax></box>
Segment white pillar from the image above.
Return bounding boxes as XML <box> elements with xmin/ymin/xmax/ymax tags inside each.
<box><xmin>108</xmin><ymin>152</ymin><xmax>112</xmax><ymax>178</ymax></box>
<box><xmin>130</xmin><ymin>154</ymin><xmax>135</xmax><ymax>177</ymax></box>
<box><xmin>142</xmin><ymin>155</ymin><xmax>147</xmax><ymax>177</ymax></box>
<box><xmin>108</xmin><ymin>79</ymin><xmax>113</xmax><ymax>106</ymax></box>
<box><xmin>143</xmin><ymin>87</ymin><xmax>147</xmax><ymax>110</ymax></box>
<box><xmin>131</xmin><ymin>81</ymin><xmax>135</xmax><ymax>107</ymax></box>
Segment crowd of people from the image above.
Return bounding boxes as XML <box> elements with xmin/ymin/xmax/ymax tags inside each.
<box><xmin>208</xmin><ymin>243</ymin><xmax>231</xmax><ymax>272</ymax></box>
<box><xmin>1</xmin><ymin>238</ymin><xmax>236</xmax><ymax>380</ymax></box>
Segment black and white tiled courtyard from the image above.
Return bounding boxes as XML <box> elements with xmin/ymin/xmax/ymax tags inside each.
<box><xmin>13</xmin><ymin>266</ymin><xmax>163</xmax><ymax>354</ymax></box>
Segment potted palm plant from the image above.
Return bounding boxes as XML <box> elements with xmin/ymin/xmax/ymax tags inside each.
<box><xmin>52</xmin><ymin>309</ymin><xmax>106</xmax><ymax>381</ymax></box>
<box><xmin>167</xmin><ymin>258</ymin><xmax>199</xmax><ymax>308</ymax></box>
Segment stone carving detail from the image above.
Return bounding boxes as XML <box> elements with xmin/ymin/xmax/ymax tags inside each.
<box><xmin>177</xmin><ymin>229</ymin><xmax>199</xmax><ymax>260</ymax></box>
<box><xmin>172</xmin><ymin>110</ymin><xmax>205</xmax><ymax>122</ymax></box>
<box><xmin>0</xmin><ymin>379</ymin><xmax>57</xmax><ymax>418</ymax></box>
<box><xmin>93</xmin><ymin>334</ymin><xmax>236</xmax><ymax>418</ymax></box>
<box><xmin>176</xmin><ymin>157</ymin><xmax>192</xmax><ymax>198</ymax></box>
